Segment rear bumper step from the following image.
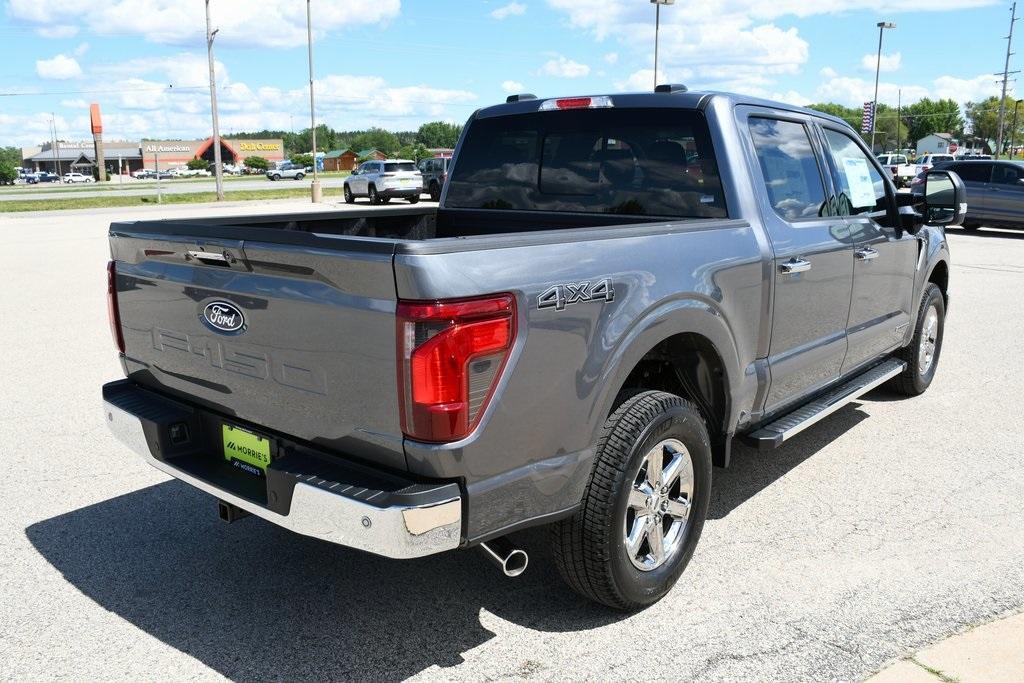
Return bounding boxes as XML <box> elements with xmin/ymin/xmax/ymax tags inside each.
<box><xmin>743</xmin><ymin>358</ymin><xmax>906</xmax><ymax>451</ymax></box>
<box><xmin>102</xmin><ymin>380</ymin><xmax>462</xmax><ymax>558</ymax></box>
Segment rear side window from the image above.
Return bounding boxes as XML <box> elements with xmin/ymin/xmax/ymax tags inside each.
<box><xmin>748</xmin><ymin>117</ymin><xmax>828</xmax><ymax>221</ymax></box>
<box><xmin>822</xmin><ymin>128</ymin><xmax>887</xmax><ymax>216</ymax></box>
<box><xmin>384</xmin><ymin>162</ymin><xmax>416</xmax><ymax>172</ymax></box>
<box><xmin>952</xmin><ymin>163</ymin><xmax>992</xmax><ymax>183</ymax></box>
<box><xmin>445</xmin><ymin>108</ymin><xmax>726</xmax><ymax>218</ymax></box>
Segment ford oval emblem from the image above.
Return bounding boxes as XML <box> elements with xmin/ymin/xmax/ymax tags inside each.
<box><xmin>202</xmin><ymin>300</ymin><xmax>246</xmax><ymax>334</ymax></box>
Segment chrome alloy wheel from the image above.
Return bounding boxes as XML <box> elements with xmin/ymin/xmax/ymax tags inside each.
<box><xmin>918</xmin><ymin>305</ymin><xmax>939</xmax><ymax>375</ymax></box>
<box><xmin>623</xmin><ymin>438</ymin><xmax>694</xmax><ymax>571</ymax></box>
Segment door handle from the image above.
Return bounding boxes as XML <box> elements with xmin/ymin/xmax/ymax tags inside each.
<box><xmin>779</xmin><ymin>258</ymin><xmax>812</xmax><ymax>274</ymax></box>
<box><xmin>855</xmin><ymin>247</ymin><xmax>879</xmax><ymax>261</ymax></box>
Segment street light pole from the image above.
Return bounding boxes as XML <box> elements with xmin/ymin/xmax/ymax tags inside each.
<box><xmin>205</xmin><ymin>0</ymin><xmax>224</xmax><ymax>201</ymax></box>
<box><xmin>650</xmin><ymin>0</ymin><xmax>675</xmax><ymax>90</ymax></box>
<box><xmin>870</xmin><ymin>21</ymin><xmax>895</xmax><ymax>153</ymax></box>
<box><xmin>307</xmin><ymin>0</ymin><xmax>322</xmax><ymax>203</ymax></box>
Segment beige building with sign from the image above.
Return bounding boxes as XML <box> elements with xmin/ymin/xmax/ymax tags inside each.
<box><xmin>141</xmin><ymin>137</ymin><xmax>285</xmax><ymax>168</ymax></box>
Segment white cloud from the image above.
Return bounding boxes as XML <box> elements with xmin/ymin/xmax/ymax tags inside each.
<box><xmin>491</xmin><ymin>2</ymin><xmax>526</xmax><ymax>19</ymax></box>
<box><xmin>604</xmin><ymin>52</ymin><xmax>619</xmax><ymax>64</ymax></box>
<box><xmin>932</xmin><ymin>74</ymin><xmax>1001</xmax><ymax>102</ymax></box>
<box><xmin>35</xmin><ymin>54</ymin><xmax>82</xmax><ymax>80</ymax></box>
<box><xmin>820</xmin><ymin>66</ymin><xmax>838</xmax><ymax>79</ymax></box>
<box><xmin>7</xmin><ymin>0</ymin><xmax>401</xmax><ymax>49</ymax></box>
<box><xmin>538</xmin><ymin>55</ymin><xmax>590</xmax><ymax>78</ymax></box>
<box><xmin>502</xmin><ymin>80</ymin><xmax>526</xmax><ymax>93</ymax></box>
<box><xmin>73</xmin><ymin>42</ymin><xmax>90</xmax><ymax>57</ymax></box>
<box><xmin>861</xmin><ymin>52</ymin><xmax>902</xmax><ymax>73</ymax></box>
<box><xmin>37</xmin><ymin>25</ymin><xmax>79</xmax><ymax>38</ymax></box>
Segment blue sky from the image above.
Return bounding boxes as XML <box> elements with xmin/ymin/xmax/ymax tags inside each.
<box><xmin>0</xmin><ymin>0</ymin><xmax>1015</xmax><ymax>147</ymax></box>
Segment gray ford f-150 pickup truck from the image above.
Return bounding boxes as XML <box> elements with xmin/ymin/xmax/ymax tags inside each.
<box><xmin>103</xmin><ymin>87</ymin><xmax>964</xmax><ymax>609</ymax></box>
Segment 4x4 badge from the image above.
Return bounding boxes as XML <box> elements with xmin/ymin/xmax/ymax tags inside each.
<box><xmin>538</xmin><ymin>279</ymin><xmax>614</xmax><ymax>311</ymax></box>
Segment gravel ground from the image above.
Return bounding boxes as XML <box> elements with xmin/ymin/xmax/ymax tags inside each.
<box><xmin>1</xmin><ymin>204</ymin><xmax>1022</xmax><ymax>681</ymax></box>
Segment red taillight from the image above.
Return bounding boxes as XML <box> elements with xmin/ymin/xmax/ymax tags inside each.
<box><xmin>397</xmin><ymin>294</ymin><xmax>516</xmax><ymax>443</ymax></box>
<box><xmin>107</xmin><ymin>260</ymin><xmax>125</xmax><ymax>354</ymax></box>
<box><xmin>539</xmin><ymin>95</ymin><xmax>614</xmax><ymax>111</ymax></box>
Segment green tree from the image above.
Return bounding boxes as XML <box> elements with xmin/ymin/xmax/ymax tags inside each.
<box><xmin>0</xmin><ymin>163</ymin><xmax>16</xmax><ymax>184</ymax></box>
<box><xmin>186</xmin><ymin>158</ymin><xmax>209</xmax><ymax>171</ymax></box>
<box><xmin>415</xmin><ymin>121</ymin><xmax>462</xmax><ymax>148</ymax></box>
<box><xmin>244</xmin><ymin>155</ymin><xmax>269</xmax><ymax>171</ymax></box>
<box><xmin>902</xmin><ymin>98</ymin><xmax>964</xmax><ymax>147</ymax></box>
<box><xmin>291</xmin><ymin>153</ymin><xmax>314</xmax><ymax>167</ymax></box>
<box><xmin>807</xmin><ymin>102</ymin><xmax>862</xmax><ymax>131</ymax></box>
<box><xmin>0</xmin><ymin>146</ymin><xmax>22</xmax><ymax>169</ymax></box>
<box><xmin>397</xmin><ymin>143</ymin><xmax>433</xmax><ymax>162</ymax></box>
<box><xmin>351</xmin><ymin>127</ymin><xmax>400</xmax><ymax>156</ymax></box>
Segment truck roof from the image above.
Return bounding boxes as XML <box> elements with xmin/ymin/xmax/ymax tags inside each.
<box><xmin>475</xmin><ymin>89</ymin><xmax>850</xmax><ymax>129</ymax></box>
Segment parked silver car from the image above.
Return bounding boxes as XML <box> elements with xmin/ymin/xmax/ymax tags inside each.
<box><xmin>343</xmin><ymin>159</ymin><xmax>422</xmax><ymax>204</ymax></box>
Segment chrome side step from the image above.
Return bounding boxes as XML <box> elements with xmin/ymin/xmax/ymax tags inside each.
<box><xmin>744</xmin><ymin>358</ymin><xmax>906</xmax><ymax>451</ymax></box>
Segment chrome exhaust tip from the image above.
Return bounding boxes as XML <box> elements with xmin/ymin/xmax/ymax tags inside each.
<box><xmin>478</xmin><ymin>536</ymin><xmax>529</xmax><ymax>577</ymax></box>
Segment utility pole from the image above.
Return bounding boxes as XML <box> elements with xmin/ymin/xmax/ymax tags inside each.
<box><xmin>206</xmin><ymin>0</ymin><xmax>225</xmax><ymax>200</ymax></box>
<box><xmin>49</xmin><ymin>115</ymin><xmax>60</xmax><ymax>176</ymax></box>
<box><xmin>307</xmin><ymin>0</ymin><xmax>321</xmax><ymax>202</ymax></box>
<box><xmin>870</xmin><ymin>21</ymin><xmax>896</xmax><ymax>153</ymax></box>
<box><xmin>996</xmin><ymin>2</ymin><xmax>1018</xmax><ymax>159</ymax></box>
<box><xmin>1011</xmin><ymin>99</ymin><xmax>1023</xmax><ymax>158</ymax></box>
<box><xmin>650</xmin><ymin>0</ymin><xmax>675</xmax><ymax>90</ymax></box>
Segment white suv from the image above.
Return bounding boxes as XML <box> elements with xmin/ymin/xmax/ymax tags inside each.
<box><xmin>62</xmin><ymin>172</ymin><xmax>94</xmax><ymax>184</ymax></box>
<box><xmin>344</xmin><ymin>159</ymin><xmax>422</xmax><ymax>204</ymax></box>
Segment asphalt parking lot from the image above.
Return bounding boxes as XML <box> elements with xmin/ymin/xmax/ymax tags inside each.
<box><xmin>1</xmin><ymin>202</ymin><xmax>1022</xmax><ymax>681</ymax></box>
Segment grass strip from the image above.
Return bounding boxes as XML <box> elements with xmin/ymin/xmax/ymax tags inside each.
<box><xmin>0</xmin><ymin>188</ymin><xmax>335</xmax><ymax>213</ymax></box>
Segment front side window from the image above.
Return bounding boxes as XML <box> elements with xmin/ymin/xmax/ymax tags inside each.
<box><xmin>992</xmin><ymin>163</ymin><xmax>1024</xmax><ymax>185</ymax></box>
<box><xmin>822</xmin><ymin>128</ymin><xmax>888</xmax><ymax>216</ymax></box>
<box><xmin>748</xmin><ymin>117</ymin><xmax>829</xmax><ymax>221</ymax></box>
<box><xmin>446</xmin><ymin>108</ymin><xmax>726</xmax><ymax>218</ymax></box>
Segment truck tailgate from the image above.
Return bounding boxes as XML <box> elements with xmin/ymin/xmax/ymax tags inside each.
<box><xmin>109</xmin><ymin>230</ymin><xmax>406</xmax><ymax>471</ymax></box>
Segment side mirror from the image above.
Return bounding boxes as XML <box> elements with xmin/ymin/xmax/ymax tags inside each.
<box><xmin>899</xmin><ymin>170</ymin><xmax>966</xmax><ymax>232</ymax></box>
<box><xmin>350</xmin><ymin>168</ymin><xmax>359</xmax><ymax>175</ymax></box>
<box><xmin>922</xmin><ymin>170</ymin><xmax>967</xmax><ymax>226</ymax></box>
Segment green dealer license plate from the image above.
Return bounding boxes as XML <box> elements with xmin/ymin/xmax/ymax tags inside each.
<box><xmin>222</xmin><ymin>423</ymin><xmax>271</xmax><ymax>475</ymax></box>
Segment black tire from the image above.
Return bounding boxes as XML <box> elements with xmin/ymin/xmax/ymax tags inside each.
<box><xmin>407</xmin><ymin>194</ymin><xmax>420</xmax><ymax>204</ymax></box>
<box><xmin>551</xmin><ymin>391</ymin><xmax>712</xmax><ymax>610</ymax></box>
<box><xmin>429</xmin><ymin>181</ymin><xmax>441</xmax><ymax>202</ymax></box>
<box><xmin>889</xmin><ymin>283</ymin><xmax>945</xmax><ymax>396</ymax></box>
<box><xmin>343</xmin><ymin>184</ymin><xmax>355</xmax><ymax>204</ymax></box>
<box><xmin>961</xmin><ymin>223</ymin><xmax>980</xmax><ymax>232</ymax></box>
<box><xmin>368</xmin><ymin>185</ymin><xmax>379</xmax><ymax>205</ymax></box>
<box><xmin>270</xmin><ymin>174</ymin><xmax>280</xmax><ymax>181</ymax></box>
<box><xmin>295</xmin><ymin>173</ymin><xmax>304</xmax><ymax>181</ymax></box>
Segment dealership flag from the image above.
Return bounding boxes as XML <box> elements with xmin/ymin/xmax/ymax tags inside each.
<box><xmin>861</xmin><ymin>102</ymin><xmax>874</xmax><ymax>134</ymax></box>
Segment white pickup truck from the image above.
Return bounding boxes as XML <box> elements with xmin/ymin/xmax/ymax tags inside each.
<box><xmin>876</xmin><ymin>154</ymin><xmax>916</xmax><ymax>188</ymax></box>
<box><xmin>912</xmin><ymin>154</ymin><xmax>955</xmax><ymax>178</ymax></box>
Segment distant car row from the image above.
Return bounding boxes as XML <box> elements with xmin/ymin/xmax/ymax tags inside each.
<box><xmin>877</xmin><ymin>152</ymin><xmax>993</xmax><ymax>188</ymax></box>
<box><xmin>911</xmin><ymin>159</ymin><xmax>1024</xmax><ymax>230</ymax></box>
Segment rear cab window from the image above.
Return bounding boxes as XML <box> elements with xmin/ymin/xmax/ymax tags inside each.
<box><xmin>445</xmin><ymin>108</ymin><xmax>727</xmax><ymax>218</ymax></box>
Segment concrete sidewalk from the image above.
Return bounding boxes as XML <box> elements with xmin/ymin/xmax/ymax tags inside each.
<box><xmin>868</xmin><ymin>611</ymin><xmax>1024</xmax><ymax>682</ymax></box>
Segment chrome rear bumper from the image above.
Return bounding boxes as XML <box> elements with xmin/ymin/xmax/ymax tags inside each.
<box><xmin>103</xmin><ymin>382</ymin><xmax>461</xmax><ymax>559</ymax></box>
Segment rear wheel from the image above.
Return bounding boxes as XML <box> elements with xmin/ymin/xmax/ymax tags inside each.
<box><xmin>961</xmin><ymin>223</ymin><xmax>980</xmax><ymax>232</ymax></box>
<box><xmin>407</xmin><ymin>194</ymin><xmax>420</xmax><ymax>204</ymax></box>
<box><xmin>295</xmin><ymin>173</ymin><xmax>304</xmax><ymax>181</ymax></box>
<box><xmin>343</xmin><ymin>184</ymin><xmax>355</xmax><ymax>204</ymax></box>
<box><xmin>890</xmin><ymin>283</ymin><xmax>945</xmax><ymax>396</ymax></box>
<box><xmin>429</xmin><ymin>181</ymin><xmax>441</xmax><ymax>202</ymax></box>
<box><xmin>368</xmin><ymin>185</ymin><xmax>380</xmax><ymax>205</ymax></box>
<box><xmin>551</xmin><ymin>391</ymin><xmax>711</xmax><ymax>610</ymax></box>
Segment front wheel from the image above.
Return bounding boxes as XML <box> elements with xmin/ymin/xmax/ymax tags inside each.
<box><xmin>551</xmin><ymin>391</ymin><xmax>712</xmax><ymax>610</ymax></box>
<box><xmin>890</xmin><ymin>283</ymin><xmax>945</xmax><ymax>396</ymax></box>
<box><xmin>407</xmin><ymin>194</ymin><xmax>420</xmax><ymax>204</ymax></box>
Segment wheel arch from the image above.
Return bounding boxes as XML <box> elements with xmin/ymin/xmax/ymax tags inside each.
<box><xmin>593</xmin><ymin>301</ymin><xmax>743</xmax><ymax>468</ymax></box>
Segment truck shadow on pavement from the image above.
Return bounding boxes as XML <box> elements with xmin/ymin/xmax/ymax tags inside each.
<box><xmin>26</xmin><ymin>401</ymin><xmax>872</xmax><ymax>680</ymax></box>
